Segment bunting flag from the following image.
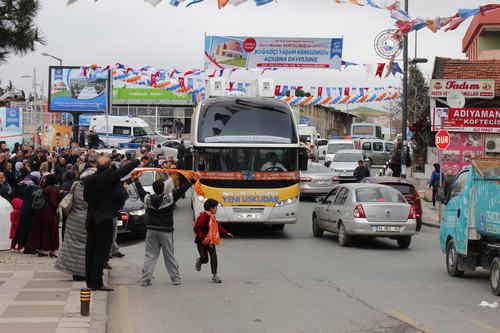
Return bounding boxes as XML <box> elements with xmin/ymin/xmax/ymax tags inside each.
<box><xmin>375</xmin><ymin>63</ymin><xmax>385</xmax><ymax>78</ymax></box>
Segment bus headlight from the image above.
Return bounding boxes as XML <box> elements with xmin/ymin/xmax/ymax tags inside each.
<box><xmin>129</xmin><ymin>209</ymin><xmax>146</xmax><ymax>216</ymax></box>
<box><xmin>275</xmin><ymin>196</ymin><xmax>298</xmax><ymax>207</ymax></box>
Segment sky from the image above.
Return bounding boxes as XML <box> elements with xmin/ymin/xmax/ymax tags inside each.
<box><xmin>0</xmin><ymin>0</ymin><xmax>495</xmax><ymax>110</ymax></box>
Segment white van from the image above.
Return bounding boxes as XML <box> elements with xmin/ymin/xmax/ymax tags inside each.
<box><xmin>89</xmin><ymin>115</ymin><xmax>164</xmax><ymax>147</ymax></box>
<box><xmin>298</xmin><ymin>125</ymin><xmax>318</xmax><ymax>160</ymax></box>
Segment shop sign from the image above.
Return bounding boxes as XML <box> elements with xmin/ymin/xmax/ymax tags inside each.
<box><xmin>430</xmin><ymin>79</ymin><xmax>494</xmax><ymax>99</ymax></box>
<box><xmin>431</xmin><ymin>107</ymin><xmax>500</xmax><ymax>133</ymax></box>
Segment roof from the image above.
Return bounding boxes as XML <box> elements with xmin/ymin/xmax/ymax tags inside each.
<box><xmin>362</xmin><ymin>176</ymin><xmax>413</xmax><ymax>185</ymax></box>
<box><xmin>433</xmin><ymin>57</ymin><xmax>500</xmax><ymax>94</ymax></box>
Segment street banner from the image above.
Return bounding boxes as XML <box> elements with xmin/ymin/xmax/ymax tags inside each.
<box><xmin>41</xmin><ymin>124</ymin><xmax>72</xmax><ymax>151</ymax></box>
<box><xmin>113</xmin><ymin>87</ymin><xmax>192</xmax><ymax>101</ymax></box>
<box><xmin>204</xmin><ymin>35</ymin><xmax>343</xmax><ymax>70</ymax></box>
<box><xmin>48</xmin><ymin>66</ymin><xmax>110</xmax><ymax>113</ymax></box>
<box><xmin>431</xmin><ymin>107</ymin><xmax>500</xmax><ymax>133</ymax></box>
<box><xmin>0</xmin><ymin>107</ymin><xmax>23</xmax><ymax>150</ymax></box>
<box><xmin>430</xmin><ymin>79</ymin><xmax>494</xmax><ymax>99</ymax></box>
<box><xmin>439</xmin><ymin>133</ymin><xmax>483</xmax><ymax>176</ymax></box>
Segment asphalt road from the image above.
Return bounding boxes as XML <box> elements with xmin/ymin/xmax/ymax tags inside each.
<box><xmin>107</xmin><ymin>191</ymin><xmax>500</xmax><ymax>333</ymax></box>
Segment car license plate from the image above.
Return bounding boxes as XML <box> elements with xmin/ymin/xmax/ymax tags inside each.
<box><xmin>375</xmin><ymin>226</ymin><xmax>400</xmax><ymax>232</ymax></box>
<box><xmin>117</xmin><ymin>220</ymin><xmax>123</xmax><ymax>227</ymax></box>
<box><xmin>317</xmin><ymin>180</ymin><xmax>331</xmax><ymax>185</ymax></box>
<box><xmin>340</xmin><ymin>172</ymin><xmax>352</xmax><ymax>177</ymax></box>
<box><xmin>237</xmin><ymin>213</ymin><xmax>261</xmax><ymax>219</ymax></box>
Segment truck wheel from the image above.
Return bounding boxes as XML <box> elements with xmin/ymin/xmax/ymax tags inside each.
<box><xmin>338</xmin><ymin>222</ymin><xmax>351</xmax><ymax>247</ymax></box>
<box><xmin>397</xmin><ymin>236</ymin><xmax>411</xmax><ymax>249</ymax></box>
<box><xmin>490</xmin><ymin>257</ymin><xmax>500</xmax><ymax>296</ymax></box>
<box><xmin>272</xmin><ymin>224</ymin><xmax>285</xmax><ymax>231</ymax></box>
<box><xmin>446</xmin><ymin>240</ymin><xmax>465</xmax><ymax>277</ymax></box>
<box><xmin>312</xmin><ymin>214</ymin><xmax>324</xmax><ymax>237</ymax></box>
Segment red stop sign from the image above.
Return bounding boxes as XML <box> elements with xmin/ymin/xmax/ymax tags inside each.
<box><xmin>435</xmin><ymin>129</ymin><xmax>450</xmax><ymax>150</ymax></box>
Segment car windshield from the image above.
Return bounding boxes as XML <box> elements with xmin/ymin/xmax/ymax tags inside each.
<box><xmin>304</xmin><ymin>164</ymin><xmax>331</xmax><ymax>173</ymax></box>
<box><xmin>333</xmin><ymin>153</ymin><xmax>361</xmax><ymax>162</ymax></box>
<box><xmin>327</xmin><ymin>143</ymin><xmax>353</xmax><ymax>154</ymax></box>
<box><xmin>355</xmin><ymin>187</ymin><xmax>406</xmax><ymax>203</ymax></box>
<box><xmin>138</xmin><ymin>172</ymin><xmax>155</xmax><ymax>186</ymax></box>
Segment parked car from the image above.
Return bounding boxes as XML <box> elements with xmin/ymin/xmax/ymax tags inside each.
<box><xmin>117</xmin><ymin>182</ymin><xmax>147</xmax><ymax>235</ymax></box>
<box><xmin>118</xmin><ymin>168</ymin><xmax>174</xmax><ymax>235</ymax></box>
<box><xmin>324</xmin><ymin>139</ymin><xmax>355</xmax><ymax>165</ymax></box>
<box><xmin>361</xmin><ymin>177</ymin><xmax>422</xmax><ymax>231</ymax></box>
<box><xmin>312</xmin><ymin>183</ymin><xmax>416</xmax><ymax>248</ymax></box>
<box><xmin>358</xmin><ymin>139</ymin><xmax>395</xmax><ymax>165</ymax></box>
<box><xmin>327</xmin><ymin>149</ymin><xmax>370</xmax><ymax>183</ymax></box>
<box><xmin>300</xmin><ymin>162</ymin><xmax>339</xmax><ymax>199</ymax></box>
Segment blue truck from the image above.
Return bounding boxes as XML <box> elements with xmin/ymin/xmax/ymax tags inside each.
<box><xmin>439</xmin><ymin>158</ymin><xmax>500</xmax><ymax>296</ymax></box>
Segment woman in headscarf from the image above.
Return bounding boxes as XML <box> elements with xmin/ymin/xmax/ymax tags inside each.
<box><xmin>12</xmin><ymin>173</ymin><xmax>39</xmax><ymax>254</ymax></box>
<box><xmin>55</xmin><ymin>167</ymin><xmax>97</xmax><ymax>280</ymax></box>
<box><xmin>27</xmin><ymin>174</ymin><xmax>59</xmax><ymax>257</ymax></box>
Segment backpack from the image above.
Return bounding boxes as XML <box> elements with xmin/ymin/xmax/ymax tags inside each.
<box><xmin>31</xmin><ymin>188</ymin><xmax>46</xmax><ymax>210</ymax></box>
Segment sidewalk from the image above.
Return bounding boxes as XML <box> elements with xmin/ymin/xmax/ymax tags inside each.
<box><xmin>0</xmin><ymin>251</ymin><xmax>109</xmax><ymax>333</ymax></box>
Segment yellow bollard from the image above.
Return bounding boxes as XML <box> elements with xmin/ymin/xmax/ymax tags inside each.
<box><xmin>80</xmin><ymin>288</ymin><xmax>90</xmax><ymax>316</ymax></box>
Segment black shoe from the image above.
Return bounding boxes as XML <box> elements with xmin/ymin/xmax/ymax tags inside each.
<box><xmin>112</xmin><ymin>252</ymin><xmax>125</xmax><ymax>258</ymax></box>
<box><xmin>104</xmin><ymin>262</ymin><xmax>112</xmax><ymax>270</ymax></box>
<box><xmin>90</xmin><ymin>285</ymin><xmax>114</xmax><ymax>292</ymax></box>
<box><xmin>72</xmin><ymin>275</ymin><xmax>86</xmax><ymax>281</ymax></box>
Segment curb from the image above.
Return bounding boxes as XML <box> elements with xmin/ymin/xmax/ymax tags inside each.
<box><xmin>90</xmin><ymin>268</ymin><xmax>109</xmax><ymax>333</ymax></box>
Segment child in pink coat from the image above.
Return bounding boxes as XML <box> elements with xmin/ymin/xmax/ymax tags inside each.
<box><xmin>10</xmin><ymin>198</ymin><xmax>23</xmax><ymax>252</ymax></box>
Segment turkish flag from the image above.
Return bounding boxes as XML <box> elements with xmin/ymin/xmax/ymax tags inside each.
<box><xmin>151</xmin><ymin>75</ymin><xmax>157</xmax><ymax>87</ymax></box>
<box><xmin>317</xmin><ymin>87</ymin><xmax>323</xmax><ymax>97</ymax></box>
<box><xmin>274</xmin><ymin>85</ymin><xmax>281</xmax><ymax>96</ymax></box>
<box><xmin>178</xmin><ymin>77</ymin><xmax>185</xmax><ymax>88</ymax></box>
<box><xmin>229</xmin><ymin>82</ymin><xmax>234</xmax><ymax>90</ymax></box>
<box><xmin>344</xmin><ymin>87</ymin><xmax>350</xmax><ymax>96</ymax></box>
<box><xmin>375</xmin><ymin>63</ymin><xmax>385</xmax><ymax>78</ymax></box>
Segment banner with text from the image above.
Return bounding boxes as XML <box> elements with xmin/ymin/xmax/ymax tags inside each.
<box><xmin>430</xmin><ymin>79</ymin><xmax>495</xmax><ymax>99</ymax></box>
<box><xmin>431</xmin><ymin>107</ymin><xmax>500</xmax><ymax>133</ymax></box>
<box><xmin>204</xmin><ymin>36</ymin><xmax>343</xmax><ymax>70</ymax></box>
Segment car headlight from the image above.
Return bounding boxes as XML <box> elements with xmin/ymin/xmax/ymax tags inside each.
<box><xmin>275</xmin><ymin>196</ymin><xmax>298</xmax><ymax>207</ymax></box>
<box><xmin>129</xmin><ymin>209</ymin><xmax>146</xmax><ymax>216</ymax></box>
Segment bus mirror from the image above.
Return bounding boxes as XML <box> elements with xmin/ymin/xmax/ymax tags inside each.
<box><xmin>299</xmin><ymin>148</ymin><xmax>308</xmax><ymax>171</ymax></box>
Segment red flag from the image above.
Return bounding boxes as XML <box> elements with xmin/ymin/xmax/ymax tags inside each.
<box><xmin>178</xmin><ymin>77</ymin><xmax>185</xmax><ymax>88</ymax></box>
<box><xmin>151</xmin><ymin>74</ymin><xmax>157</xmax><ymax>87</ymax></box>
<box><xmin>375</xmin><ymin>63</ymin><xmax>385</xmax><ymax>78</ymax></box>
<box><xmin>297</xmin><ymin>86</ymin><xmax>303</xmax><ymax>91</ymax></box>
<box><xmin>274</xmin><ymin>85</ymin><xmax>281</xmax><ymax>96</ymax></box>
<box><xmin>229</xmin><ymin>82</ymin><xmax>234</xmax><ymax>90</ymax></box>
<box><xmin>344</xmin><ymin>87</ymin><xmax>350</xmax><ymax>96</ymax></box>
<box><xmin>317</xmin><ymin>87</ymin><xmax>323</xmax><ymax>97</ymax></box>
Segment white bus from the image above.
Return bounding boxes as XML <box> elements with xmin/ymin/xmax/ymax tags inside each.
<box><xmin>190</xmin><ymin>80</ymin><xmax>308</xmax><ymax>230</ymax></box>
<box><xmin>350</xmin><ymin>122</ymin><xmax>383</xmax><ymax>140</ymax></box>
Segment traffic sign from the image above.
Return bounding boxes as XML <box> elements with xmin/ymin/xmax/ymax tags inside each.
<box><xmin>435</xmin><ymin>129</ymin><xmax>451</xmax><ymax>150</ymax></box>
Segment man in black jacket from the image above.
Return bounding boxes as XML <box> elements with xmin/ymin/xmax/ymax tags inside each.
<box><xmin>134</xmin><ymin>171</ymin><xmax>199</xmax><ymax>286</ymax></box>
<box><xmin>83</xmin><ymin>149</ymin><xmax>143</xmax><ymax>291</ymax></box>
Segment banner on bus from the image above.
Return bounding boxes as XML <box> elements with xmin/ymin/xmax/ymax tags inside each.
<box><xmin>204</xmin><ymin>35</ymin><xmax>343</xmax><ymax>70</ymax></box>
<box><xmin>200</xmin><ymin>171</ymin><xmax>298</xmax><ymax>181</ymax></box>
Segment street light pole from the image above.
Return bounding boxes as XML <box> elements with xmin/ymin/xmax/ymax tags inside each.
<box><xmin>401</xmin><ymin>0</ymin><xmax>409</xmax><ymax>179</ymax></box>
<box><xmin>42</xmin><ymin>52</ymin><xmax>62</xmax><ymax>66</ymax></box>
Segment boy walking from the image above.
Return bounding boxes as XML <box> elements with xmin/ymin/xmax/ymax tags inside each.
<box><xmin>134</xmin><ymin>172</ymin><xmax>199</xmax><ymax>286</ymax></box>
<box><xmin>194</xmin><ymin>199</ymin><xmax>233</xmax><ymax>283</ymax></box>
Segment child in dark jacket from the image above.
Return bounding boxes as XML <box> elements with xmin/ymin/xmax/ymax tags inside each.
<box><xmin>194</xmin><ymin>198</ymin><xmax>233</xmax><ymax>283</ymax></box>
<box><xmin>10</xmin><ymin>198</ymin><xmax>23</xmax><ymax>252</ymax></box>
<box><xmin>134</xmin><ymin>172</ymin><xmax>199</xmax><ymax>286</ymax></box>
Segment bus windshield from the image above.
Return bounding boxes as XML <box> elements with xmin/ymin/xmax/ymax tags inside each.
<box><xmin>198</xmin><ymin>100</ymin><xmax>297</xmax><ymax>144</ymax></box>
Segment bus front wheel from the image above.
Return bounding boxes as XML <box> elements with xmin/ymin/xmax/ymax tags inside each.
<box><xmin>272</xmin><ymin>224</ymin><xmax>285</xmax><ymax>231</ymax></box>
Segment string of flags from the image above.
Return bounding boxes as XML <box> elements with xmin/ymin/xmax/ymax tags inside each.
<box><xmin>66</xmin><ymin>0</ymin><xmax>500</xmax><ymax>37</ymax></box>
<box><xmin>80</xmin><ymin>63</ymin><xmax>401</xmax><ymax>106</ymax></box>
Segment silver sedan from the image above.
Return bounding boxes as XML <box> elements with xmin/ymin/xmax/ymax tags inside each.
<box><xmin>312</xmin><ymin>183</ymin><xmax>416</xmax><ymax>248</ymax></box>
<box><xmin>300</xmin><ymin>162</ymin><xmax>339</xmax><ymax>199</ymax></box>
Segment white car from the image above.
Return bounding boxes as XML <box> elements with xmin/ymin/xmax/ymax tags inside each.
<box><xmin>327</xmin><ymin>149</ymin><xmax>370</xmax><ymax>182</ymax></box>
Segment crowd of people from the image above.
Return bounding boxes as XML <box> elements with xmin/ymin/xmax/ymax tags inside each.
<box><xmin>6</xmin><ymin>137</ymin><xmax>230</xmax><ymax>290</ymax></box>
